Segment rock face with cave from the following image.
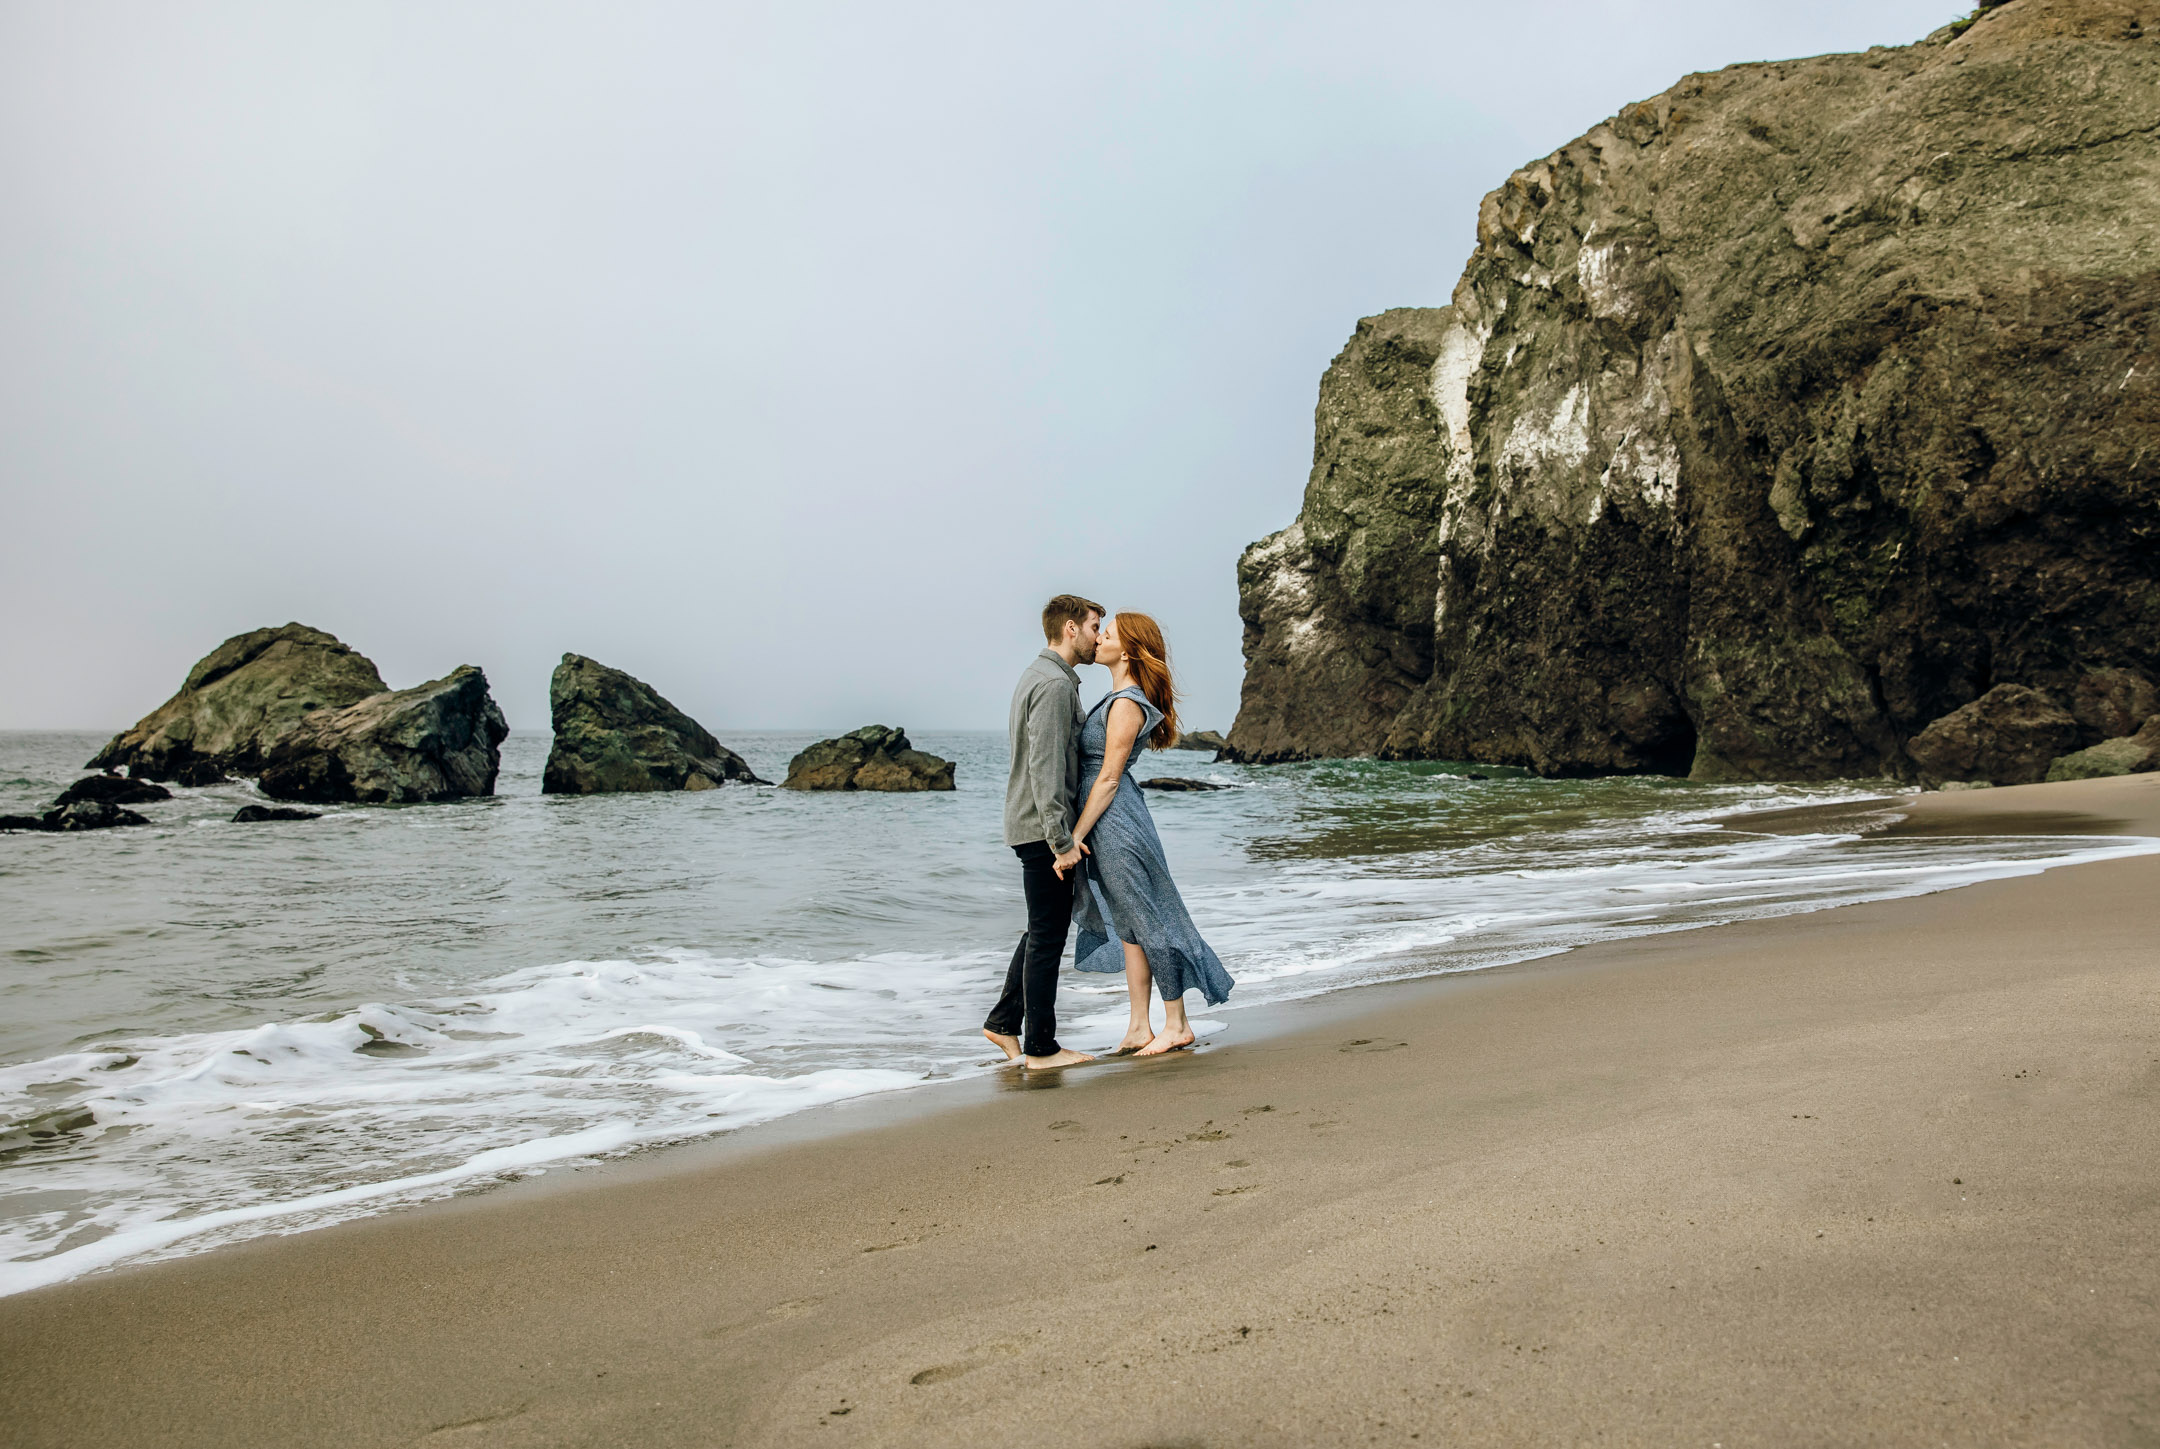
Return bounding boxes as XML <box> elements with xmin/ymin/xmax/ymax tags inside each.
<box><xmin>1227</xmin><ymin>0</ymin><xmax>2160</xmax><ymax>780</ymax></box>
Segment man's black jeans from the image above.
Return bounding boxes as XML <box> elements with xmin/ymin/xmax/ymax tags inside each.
<box><xmin>984</xmin><ymin>840</ymin><xmax>1070</xmax><ymax>1058</ymax></box>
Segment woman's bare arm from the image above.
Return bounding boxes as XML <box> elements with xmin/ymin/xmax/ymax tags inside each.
<box><xmin>1073</xmin><ymin>697</ymin><xmax>1145</xmax><ymax>846</ymax></box>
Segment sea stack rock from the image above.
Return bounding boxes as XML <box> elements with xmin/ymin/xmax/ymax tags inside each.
<box><xmin>87</xmin><ymin>624</ymin><xmax>389</xmax><ymax>781</ymax></box>
<box><xmin>541</xmin><ymin>654</ymin><xmax>765</xmax><ymax>793</ymax></box>
<box><xmin>1172</xmin><ymin>730</ymin><xmax>1229</xmax><ymax>754</ymax></box>
<box><xmin>783</xmin><ymin>726</ymin><xmax>955</xmax><ymax>792</ymax></box>
<box><xmin>256</xmin><ymin>666</ymin><xmax>508</xmax><ymax>803</ymax></box>
<box><xmin>1228</xmin><ymin>0</ymin><xmax>2160</xmax><ymax>780</ymax></box>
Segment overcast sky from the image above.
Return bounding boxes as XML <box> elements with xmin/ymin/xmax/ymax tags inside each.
<box><xmin>3</xmin><ymin>0</ymin><xmax>1961</xmax><ymax>736</ymax></box>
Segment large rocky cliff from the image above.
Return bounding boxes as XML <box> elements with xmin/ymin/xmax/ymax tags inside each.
<box><xmin>1230</xmin><ymin>0</ymin><xmax>2160</xmax><ymax>779</ymax></box>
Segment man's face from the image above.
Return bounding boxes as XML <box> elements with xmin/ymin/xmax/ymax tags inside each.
<box><xmin>1070</xmin><ymin>611</ymin><xmax>1102</xmax><ymax>664</ymax></box>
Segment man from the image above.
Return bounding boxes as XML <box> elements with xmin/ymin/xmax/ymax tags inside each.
<box><xmin>983</xmin><ymin>593</ymin><xmax>1102</xmax><ymax>1070</ymax></box>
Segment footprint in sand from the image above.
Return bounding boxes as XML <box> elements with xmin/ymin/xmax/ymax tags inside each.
<box><xmin>1339</xmin><ymin>1038</ymin><xmax>1407</xmax><ymax>1053</ymax></box>
<box><xmin>421</xmin><ymin>1406</ymin><xmax>529</xmax><ymax>1440</ymax></box>
<box><xmin>910</xmin><ymin>1338</ymin><xmax>1024</xmax><ymax>1386</ymax></box>
<box><xmin>910</xmin><ymin>1363</ymin><xmax>973</xmax><ymax>1386</ymax></box>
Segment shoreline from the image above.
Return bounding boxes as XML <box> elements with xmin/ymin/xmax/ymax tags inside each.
<box><xmin>3</xmin><ymin>772</ymin><xmax>2158</xmax><ymax>1445</ymax></box>
<box><xmin>8</xmin><ymin>772</ymin><xmax>2138</xmax><ymax>1298</ymax></box>
<box><xmin>540</xmin><ymin>776</ymin><xmax>2160</xmax><ymax>1198</ymax></box>
<box><xmin>501</xmin><ymin>773</ymin><xmax>2160</xmax><ymax>1201</ymax></box>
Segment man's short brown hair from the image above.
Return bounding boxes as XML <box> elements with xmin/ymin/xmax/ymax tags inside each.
<box><xmin>1042</xmin><ymin>593</ymin><xmax>1105</xmax><ymax>643</ymax></box>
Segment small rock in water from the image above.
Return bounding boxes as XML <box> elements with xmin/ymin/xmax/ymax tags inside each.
<box><xmin>42</xmin><ymin>800</ymin><xmax>151</xmax><ymax>831</ymax></box>
<box><xmin>52</xmin><ymin>774</ymin><xmax>173</xmax><ymax>808</ymax></box>
<box><xmin>1139</xmin><ymin>777</ymin><xmax>1225</xmax><ymax>792</ymax></box>
<box><xmin>783</xmin><ymin>725</ymin><xmax>955</xmax><ymax>792</ymax></box>
<box><xmin>233</xmin><ymin>805</ymin><xmax>323</xmax><ymax>823</ymax></box>
<box><xmin>0</xmin><ymin>813</ymin><xmax>52</xmax><ymax>832</ymax></box>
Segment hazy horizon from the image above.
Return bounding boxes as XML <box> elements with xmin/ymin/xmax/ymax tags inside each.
<box><xmin>4</xmin><ymin>1</ymin><xmax>1965</xmax><ymax>737</ymax></box>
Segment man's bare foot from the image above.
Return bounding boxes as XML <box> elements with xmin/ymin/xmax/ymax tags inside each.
<box><xmin>1114</xmin><ymin>1026</ymin><xmax>1154</xmax><ymax>1054</ymax></box>
<box><xmin>1136</xmin><ymin>1028</ymin><xmax>1195</xmax><ymax>1057</ymax></box>
<box><xmin>983</xmin><ymin>1029</ymin><xmax>1021</xmax><ymax>1062</ymax></box>
<box><xmin>1022</xmin><ymin>1048</ymin><xmax>1096</xmax><ymax>1070</ymax></box>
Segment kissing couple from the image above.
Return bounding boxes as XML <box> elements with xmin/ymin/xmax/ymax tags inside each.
<box><xmin>982</xmin><ymin>594</ymin><xmax>1235</xmax><ymax>1070</ymax></box>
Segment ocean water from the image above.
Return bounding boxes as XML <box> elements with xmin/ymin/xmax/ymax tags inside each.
<box><xmin>3</xmin><ymin>727</ymin><xmax>2153</xmax><ymax>1296</ymax></box>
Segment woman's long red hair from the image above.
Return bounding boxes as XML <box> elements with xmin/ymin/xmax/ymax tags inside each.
<box><xmin>1113</xmin><ymin>612</ymin><xmax>1180</xmax><ymax>749</ymax></box>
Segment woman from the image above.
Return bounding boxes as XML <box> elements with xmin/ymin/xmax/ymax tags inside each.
<box><xmin>1070</xmin><ymin>612</ymin><xmax>1234</xmax><ymax>1055</ymax></box>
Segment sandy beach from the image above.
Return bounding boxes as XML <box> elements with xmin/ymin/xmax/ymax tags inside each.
<box><xmin>4</xmin><ymin>772</ymin><xmax>2158</xmax><ymax>1447</ymax></box>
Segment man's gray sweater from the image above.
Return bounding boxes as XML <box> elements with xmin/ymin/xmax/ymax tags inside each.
<box><xmin>1004</xmin><ymin>648</ymin><xmax>1083</xmax><ymax>854</ymax></box>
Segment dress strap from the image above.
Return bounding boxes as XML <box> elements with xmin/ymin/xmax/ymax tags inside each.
<box><xmin>1107</xmin><ymin>686</ymin><xmax>1165</xmax><ymax>742</ymax></box>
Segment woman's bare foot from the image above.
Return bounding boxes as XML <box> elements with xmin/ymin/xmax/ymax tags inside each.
<box><xmin>1114</xmin><ymin>1026</ymin><xmax>1154</xmax><ymax>1054</ymax></box>
<box><xmin>1136</xmin><ymin>1028</ymin><xmax>1195</xmax><ymax>1057</ymax></box>
<box><xmin>1023</xmin><ymin>1048</ymin><xmax>1096</xmax><ymax>1070</ymax></box>
<box><xmin>983</xmin><ymin>1029</ymin><xmax>1021</xmax><ymax>1061</ymax></box>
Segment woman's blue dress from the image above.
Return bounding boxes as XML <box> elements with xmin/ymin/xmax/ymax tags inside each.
<box><xmin>1071</xmin><ymin>686</ymin><xmax>1235</xmax><ymax>1005</ymax></box>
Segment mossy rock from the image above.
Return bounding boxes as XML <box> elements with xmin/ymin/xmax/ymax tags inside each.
<box><xmin>88</xmin><ymin>624</ymin><xmax>388</xmax><ymax>781</ymax></box>
<box><xmin>542</xmin><ymin>654</ymin><xmax>764</xmax><ymax>794</ymax></box>
<box><xmin>2047</xmin><ymin>717</ymin><xmax>2160</xmax><ymax>781</ymax></box>
<box><xmin>783</xmin><ymin>726</ymin><xmax>954</xmax><ymax>792</ymax></box>
<box><xmin>258</xmin><ymin>666</ymin><xmax>508</xmax><ymax>804</ymax></box>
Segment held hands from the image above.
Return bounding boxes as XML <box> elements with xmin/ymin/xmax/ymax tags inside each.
<box><xmin>1053</xmin><ymin>841</ymin><xmax>1091</xmax><ymax>878</ymax></box>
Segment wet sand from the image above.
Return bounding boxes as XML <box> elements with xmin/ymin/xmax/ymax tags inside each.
<box><xmin>4</xmin><ymin>773</ymin><xmax>2158</xmax><ymax>1447</ymax></box>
